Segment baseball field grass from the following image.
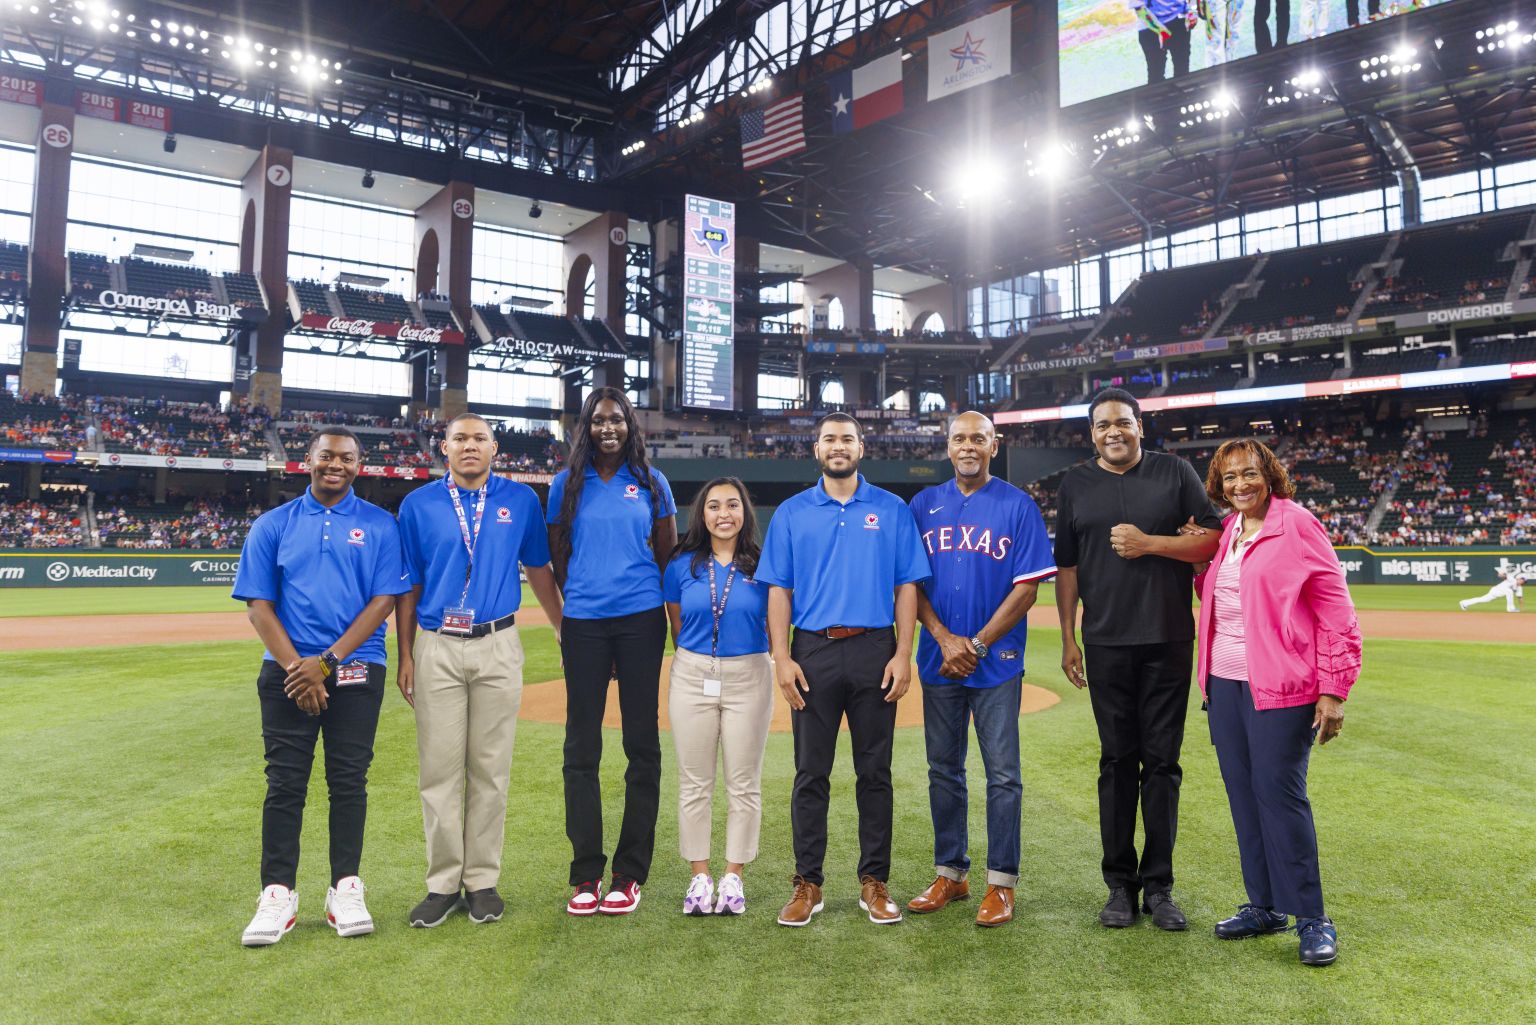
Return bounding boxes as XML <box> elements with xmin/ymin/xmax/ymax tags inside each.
<box><xmin>0</xmin><ymin>583</ymin><xmax>1505</xmax><ymax>618</ymax></box>
<box><xmin>2</xmin><ymin>589</ymin><xmax>1533</xmax><ymax>1025</ymax></box>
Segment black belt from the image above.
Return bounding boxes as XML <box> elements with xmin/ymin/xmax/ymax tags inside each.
<box><xmin>438</xmin><ymin>613</ymin><xmax>515</xmax><ymax>638</ymax></box>
<box><xmin>799</xmin><ymin>625</ymin><xmax>885</xmax><ymax>640</ymax></box>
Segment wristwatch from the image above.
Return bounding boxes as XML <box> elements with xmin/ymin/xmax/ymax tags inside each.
<box><xmin>970</xmin><ymin>636</ymin><xmax>989</xmax><ymax>658</ymax></box>
<box><xmin>320</xmin><ymin>651</ymin><xmax>340</xmax><ymax>677</ymax></box>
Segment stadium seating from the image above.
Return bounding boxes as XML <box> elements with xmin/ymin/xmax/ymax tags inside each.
<box><xmin>1459</xmin><ymin>336</ymin><xmax>1536</xmax><ymax>368</ymax></box>
<box><xmin>476</xmin><ymin>304</ymin><xmax>514</xmax><ymax>337</ymax></box>
<box><xmin>0</xmin><ymin>393</ymin><xmax>92</xmax><ymax>450</ymax></box>
<box><xmin>1351</xmin><ymin>347</ymin><xmax>1446</xmax><ymax>376</ymax></box>
<box><xmin>1254</xmin><ymin>352</ymin><xmax>1343</xmax><ymax>385</ymax></box>
<box><xmin>422</xmin><ymin>307</ymin><xmax>456</xmax><ymax>329</ymax></box>
<box><xmin>515</xmin><ymin>310</ymin><xmax>584</xmax><ymax>347</ymax></box>
<box><xmin>95</xmin><ymin>496</ymin><xmax>261</xmax><ymax>549</ymax></box>
<box><xmin>0</xmin><ymin>495</ymin><xmax>85</xmax><ymax>547</ymax></box>
<box><xmin>96</xmin><ymin>399</ymin><xmax>270</xmax><ymax>459</ymax></box>
<box><xmin>1365</xmin><ymin>212</ymin><xmax>1529</xmax><ymax>317</ymax></box>
<box><xmin>68</xmin><ymin>252</ymin><xmax>111</xmax><ymax>300</ymax></box>
<box><xmin>1164</xmin><ymin>363</ymin><xmax>1247</xmax><ymax>395</ymax></box>
<box><xmin>291</xmin><ymin>279</ymin><xmax>332</xmax><ymax>316</ymax></box>
<box><xmin>1225</xmin><ymin>237</ymin><xmax>1383</xmax><ymax>334</ymax></box>
<box><xmin>122</xmin><ymin>257</ymin><xmax>215</xmax><ymax>303</ymax></box>
<box><xmin>221</xmin><ymin>272</ymin><xmax>267</xmax><ymax>311</ymax></box>
<box><xmin>335</xmin><ymin>285</ymin><xmax>411</xmax><ymax>322</ymax></box>
<box><xmin>0</xmin><ymin>241</ymin><xmax>27</xmax><ymax>301</ymax></box>
<box><xmin>1101</xmin><ymin>256</ymin><xmax>1256</xmax><ymax>345</ymax></box>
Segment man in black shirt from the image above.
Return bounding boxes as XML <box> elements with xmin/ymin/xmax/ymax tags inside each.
<box><xmin>1054</xmin><ymin>388</ymin><xmax>1220</xmax><ymax>931</ymax></box>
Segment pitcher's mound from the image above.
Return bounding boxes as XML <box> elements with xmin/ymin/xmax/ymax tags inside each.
<box><xmin>517</xmin><ymin>656</ymin><xmax>1061</xmax><ymax>732</ymax></box>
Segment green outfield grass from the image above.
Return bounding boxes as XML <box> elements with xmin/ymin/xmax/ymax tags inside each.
<box><xmin>2</xmin><ymin>625</ymin><xmax>1531</xmax><ymax>1025</ymax></box>
<box><xmin>0</xmin><ymin>583</ymin><xmax>1503</xmax><ymax>619</ymax></box>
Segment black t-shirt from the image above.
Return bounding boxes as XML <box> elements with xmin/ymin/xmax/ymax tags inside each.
<box><xmin>1053</xmin><ymin>449</ymin><xmax>1222</xmax><ymax>646</ymax></box>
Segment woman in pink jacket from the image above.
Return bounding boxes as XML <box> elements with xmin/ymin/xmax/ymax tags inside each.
<box><xmin>1192</xmin><ymin>438</ymin><xmax>1362</xmax><ymax>967</ymax></box>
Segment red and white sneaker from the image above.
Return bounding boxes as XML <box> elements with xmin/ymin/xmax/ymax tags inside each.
<box><xmin>325</xmin><ymin>876</ymin><xmax>375</xmax><ymax>937</ymax></box>
<box><xmin>600</xmin><ymin>876</ymin><xmax>642</xmax><ymax>915</ymax></box>
<box><xmin>242</xmin><ymin>884</ymin><xmax>298</xmax><ymax>946</ymax></box>
<box><xmin>567</xmin><ymin>879</ymin><xmax>603</xmax><ymax>916</ymax></box>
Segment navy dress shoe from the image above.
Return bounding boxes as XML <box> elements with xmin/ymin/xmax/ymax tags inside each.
<box><xmin>1297</xmin><ymin>916</ymin><xmax>1339</xmax><ymax>966</ymax></box>
<box><xmin>1142</xmin><ymin>890</ymin><xmax>1188</xmax><ymax>931</ymax></box>
<box><xmin>1214</xmin><ymin>904</ymin><xmax>1289</xmax><ymax>939</ymax></box>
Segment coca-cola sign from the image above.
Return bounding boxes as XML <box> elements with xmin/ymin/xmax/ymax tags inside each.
<box><xmin>299</xmin><ymin>313</ymin><xmax>464</xmax><ymax>344</ymax></box>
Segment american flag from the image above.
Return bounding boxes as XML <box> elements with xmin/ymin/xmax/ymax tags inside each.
<box><xmin>740</xmin><ymin>95</ymin><xmax>806</xmax><ymax>170</ymax></box>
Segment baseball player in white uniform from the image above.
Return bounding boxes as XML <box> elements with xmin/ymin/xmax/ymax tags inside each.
<box><xmin>1460</xmin><ymin>569</ymin><xmax>1525</xmax><ymax>612</ymax></box>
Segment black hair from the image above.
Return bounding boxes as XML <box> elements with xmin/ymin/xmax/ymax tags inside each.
<box><xmin>308</xmin><ymin>426</ymin><xmax>363</xmax><ymax>455</ymax></box>
<box><xmin>1087</xmin><ymin>387</ymin><xmax>1141</xmax><ymax>423</ymax></box>
<box><xmin>445</xmin><ymin>411</ymin><xmax>492</xmax><ymax>432</ymax></box>
<box><xmin>815</xmin><ymin>411</ymin><xmax>862</xmax><ymax>437</ymax></box>
<box><xmin>671</xmin><ymin>477</ymin><xmax>761</xmax><ymax>578</ymax></box>
<box><xmin>549</xmin><ymin>386</ymin><xmax>661</xmax><ymax>583</ymax></box>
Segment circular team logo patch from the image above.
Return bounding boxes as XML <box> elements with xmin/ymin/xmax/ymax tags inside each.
<box><xmin>864</xmin><ymin>513</ymin><xmax>880</xmax><ymax>529</ymax></box>
<box><xmin>624</xmin><ymin>484</ymin><xmax>639</xmax><ymax>498</ymax></box>
<box><xmin>348</xmin><ymin>527</ymin><xmax>366</xmax><ymax>545</ymax></box>
<box><xmin>497</xmin><ymin>506</ymin><xmax>512</xmax><ymax>522</ymax></box>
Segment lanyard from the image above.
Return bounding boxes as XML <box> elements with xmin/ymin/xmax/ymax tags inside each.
<box><xmin>445</xmin><ymin>477</ymin><xmax>487</xmax><ymax>605</ymax></box>
<box><xmin>706</xmin><ymin>558</ymin><xmax>737</xmax><ymax>665</ymax></box>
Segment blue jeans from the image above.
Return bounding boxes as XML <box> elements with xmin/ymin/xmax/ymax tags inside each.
<box><xmin>920</xmin><ymin>675</ymin><xmax>1023</xmax><ymax>887</ymax></box>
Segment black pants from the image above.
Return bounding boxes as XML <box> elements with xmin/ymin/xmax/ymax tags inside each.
<box><xmin>1083</xmin><ymin>641</ymin><xmax>1192</xmax><ymax>895</ymax></box>
<box><xmin>1253</xmin><ymin>0</ymin><xmax>1290</xmax><ymax>51</ymax></box>
<box><xmin>1138</xmin><ymin>20</ymin><xmax>1191</xmax><ymax>85</ymax></box>
<box><xmin>561</xmin><ymin>606</ymin><xmax>666</xmax><ymax>885</ymax></box>
<box><xmin>789</xmin><ymin>627</ymin><xmax>898</xmax><ymax>886</ymax></box>
<box><xmin>257</xmin><ymin>660</ymin><xmax>385</xmax><ymax>889</ymax></box>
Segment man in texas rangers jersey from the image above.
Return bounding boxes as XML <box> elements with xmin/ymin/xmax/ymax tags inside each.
<box><xmin>907</xmin><ymin>411</ymin><xmax>1056</xmax><ymax>927</ymax></box>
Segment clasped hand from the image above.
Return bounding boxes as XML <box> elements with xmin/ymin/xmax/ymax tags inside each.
<box><xmin>283</xmin><ymin>656</ymin><xmax>329</xmax><ymax>715</ymax></box>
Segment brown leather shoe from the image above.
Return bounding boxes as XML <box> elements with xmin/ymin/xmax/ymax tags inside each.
<box><xmin>907</xmin><ymin>876</ymin><xmax>970</xmax><ymax>914</ymax></box>
<box><xmin>777</xmin><ymin>876</ymin><xmax>824</xmax><ymax>927</ymax></box>
<box><xmin>859</xmin><ymin>876</ymin><xmax>902</xmax><ymax>924</ymax></box>
<box><xmin>975</xmin><ymin>884</ymin><xmax>1014</xmax><ymax>927</ymax></box>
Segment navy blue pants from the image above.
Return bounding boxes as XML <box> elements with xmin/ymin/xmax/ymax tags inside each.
<box><xmin>920</xmin><ymin>676</ymin><xmax>1023</xmax><ymax>886</ymax></box>
<box><xmin>1207</xmin><ymin>675</ymin><xmax>1325</xmax><ymax>919</ymax></box>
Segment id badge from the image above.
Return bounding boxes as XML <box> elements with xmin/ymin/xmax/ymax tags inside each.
<box><xmin>703</xmin><ymin>678</ymin><xmax>722</xmax><ymax>698</ymax></box>
<box><xmin>336</xmin><ymin>663</ymin><xmax>369</xmax><ymax>687</ymax></box>
<box><xmin>441</xmin><ymin>607</ymin><xmax>475</xmax><ymax>635</ymax></box>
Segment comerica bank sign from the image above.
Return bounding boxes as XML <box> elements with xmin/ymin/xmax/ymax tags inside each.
<box><xmin>97</xmin><ymin>290</ymin><xmax>241</xmax><ymax>320</ymax></box>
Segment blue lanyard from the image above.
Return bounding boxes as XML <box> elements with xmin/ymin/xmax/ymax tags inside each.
<box><xmin>445</xmin><ymin>478</ymin><xmax>487</xmax><ymax>604</ymax></box>
<box><xmin>707</xmin><ymin>558</ymin><xmax>737</xmax><ymax>661</ymax></box>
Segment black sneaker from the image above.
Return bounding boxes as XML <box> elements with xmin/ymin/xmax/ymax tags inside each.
<box><xmin>409</xmin><ymin>891</ymin><xmax>461</xmax><ymax>928</ymax></box>
<box><xmin>1099</xmin><ymin>887</ymin><xmax>1138</xmax><ymax>928</ymax></box>
<box><xmin>465</xmin><ymin>887</ymin><xmax>505</xmax><ymax>924</ymax></box>
<box><xmin>1142</xmin><ymin>890</ymin><xmax>1188</xmax><ymax>931</ymax></box>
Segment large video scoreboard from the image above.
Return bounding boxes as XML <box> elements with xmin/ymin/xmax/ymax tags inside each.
<box><xmin>681</xmin><ymin>193</ymin><xmax>736</xmax><ymax>410</ymax></box>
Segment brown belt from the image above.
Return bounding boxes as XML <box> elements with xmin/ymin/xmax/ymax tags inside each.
<box><xmin>803</xmin><ymin>625</ymin><xmax>874</xmax><ymax>639</ymax></box>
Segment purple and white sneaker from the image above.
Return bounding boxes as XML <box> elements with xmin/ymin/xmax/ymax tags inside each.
<box><xmin>714</xmin><ymin>872</ymin><xmax>746</xmax><ymax>916</ymax></box>
<box><xmin>683</xmin><ymin>873</ymin><xmax>714</xmax><ymax>916</ymax></box>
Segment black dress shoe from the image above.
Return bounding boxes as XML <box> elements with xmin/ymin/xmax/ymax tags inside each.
<box><xmin>1142</xmin><ymin>890</ymin><xmax>1188</xmax><ymax>931</ymax></box>
<box><xmin>1215</xmin><ymin>904</ymin><xmax>1288</xmax><ymax>939</ymax></box>
<box><xmin>409</xmin><ymin>891</ymin><xmax>462</xmax><ymax>928</ymax></box>
<box><xmin>1099</xmin><ymin>887</ymin><xmax>1138</xmax><ymax>928</ymax></box>
<box><xmin>465</xmin><ymin>887</ymin><xmax>505</xmax><ymax>924</ymax></box>
<box><xmin>1297</xmin><ymin>916</ymin><xmax>1339</xmax><ymax>966</ymax></box>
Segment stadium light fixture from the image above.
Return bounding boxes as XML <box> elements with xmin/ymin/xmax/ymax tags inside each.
<box><xmin>1026</xmin><ymin>142</ymin><xmax>1073</xmax><ymax>181</ymax></box>
<box><xmin>954</xmin><ymin>155</ymin><xmax>1007</xmax><ymax>201</ymax></box>
<box><xmin>361</xmin><ymin>170</ymin><xmax>375</xmax><ymax>189</ymax></box>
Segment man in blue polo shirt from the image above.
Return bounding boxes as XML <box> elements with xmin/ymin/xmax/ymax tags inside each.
<box><xmin>232</xmin><ymin>426</ymin><xmax>409</xmax><ymax>947</ymax></box>
<box><xmin>757</xmin><ymin>412</ymin><xmax>931</xmax><ymax>927</ymax></box>
<box><xmin>907</xmin><ymin>411</ymin><xmax>1056</xmax><ymax>928</ymax></box>
<box><xmin>396</xmin><ymin>412</ymin><xmax>564</xmax><ymax>928</ymax></box>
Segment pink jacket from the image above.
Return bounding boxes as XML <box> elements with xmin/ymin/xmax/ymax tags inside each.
<box><xmin>1195</xmin><ymin>497</ymin><xmax>1362</xmax><ymax>710</ymax></box>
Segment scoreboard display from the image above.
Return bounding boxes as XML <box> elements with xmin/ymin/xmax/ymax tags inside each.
<box><xmin>681</xmin><ymin>194</ymin><xmax>735</xmax><ymax>410</ymax></box>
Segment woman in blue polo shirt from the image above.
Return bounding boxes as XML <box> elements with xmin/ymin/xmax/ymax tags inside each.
<box><xmin>663</xmin><ymin>478</ymin><xmax>773</xmax><ymax>917</ymax></box>
<box><xmin>548</xmin><ymin>386</ymin><xmax>677</xmax><ymax>916</ymax></box>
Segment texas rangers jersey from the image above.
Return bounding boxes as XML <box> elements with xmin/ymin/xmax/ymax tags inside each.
<box><xmin>910</xmin><ymin>476</ymin><xmax>1057</xmax><ymax>688</ymax></box>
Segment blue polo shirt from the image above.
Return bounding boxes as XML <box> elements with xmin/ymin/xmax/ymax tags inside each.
<box><xmin>755</xmin><ymin>474</ymin><xmax>931</xmax><ymax>630</ymax></box>
<box><xmin>397</xmin><ymin>474</ymin><xmax>551</xmax><ymax>631</ymax></box>
<box><xmin>663</xmin><ymin>553</ymin><xmax>770</xmax><ymax>657</ymax></box>
<box><xmin>231</xmin><ymin>487</ymin><xmax>409</xmax><ymax>665</ymax></box>
<box><xmin>910</xmin><ymin>477</ymin><xmax>1057</xmax><ymax>688</ymax></box>
<box><xmin>547</xmin><ymin>463</ymin><xmax>677</xmax><ymax>620</ymax></box>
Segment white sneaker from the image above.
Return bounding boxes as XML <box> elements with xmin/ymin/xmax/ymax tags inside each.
<box><xmin>1459</xmin><ymin>601</ymin><xmax>1469</xmax><ymax>610</ymax></box>
<box><xmin>242</xmin><ymin>884</ymin><xmax>298</xmax><ymax>946</ymax></box>
<box><xmin>326</xmin><ymin>876</ymin><xmax>375</xmax><ymax>937</ymax></box>
<box><xmin>714</xmin><ymin>872</ymin><xmax>746</xmax><ymax>916</ymax></box>
<box><xmin>683</xmin><ymin>873</ymin><xmax>714</xmax><ymax>916</ymax></box>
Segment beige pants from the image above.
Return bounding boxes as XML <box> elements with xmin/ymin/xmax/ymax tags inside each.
<box><xmin>668</xmin><ymin>646</ymin><xmax>774</xmax><ymax>864</ymax></box>
<box><xmin>413</xmin><ymin>626</ymin><xmax>525</xmax><ymax>893</ymax></box>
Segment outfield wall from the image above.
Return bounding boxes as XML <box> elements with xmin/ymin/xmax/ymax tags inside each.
<box><xmin>2</xmin><ymin>548</ymin><xmax>1531</xmax><ymax>589</ymax></box>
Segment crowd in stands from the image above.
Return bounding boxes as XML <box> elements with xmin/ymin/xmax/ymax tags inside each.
<box><xmin>0</xmin><ymin>495</ymin><xmax>84</xmax><ymax>546</ymax></box>
<box><xmin>1364</xmin><ymin>275</ymin><xmax>1506</xmax><ymax>313</ymax></box>
<box><xmin>0</xmin><ymin>392</ymin><xmax>93</xmax><ymax>450</ymax></box>
<box><xmin>96</xmin><ymin>398</ymin><xmax>270</xmax><ymax>458</ymax></box>
<box><xmin>96</xmin><ymin>494</ymin><xmax>262</xmax><ymax>549</ymax></box>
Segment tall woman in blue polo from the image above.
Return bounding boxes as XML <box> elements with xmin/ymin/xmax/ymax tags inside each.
<box><xmin>663</xmin><ymin>478</ymin><xmax>773</xmax><ymax>917</ymax></box>
<box><xmin>548</xmin><ymin>386</ymin><xmax>677</xmax><ymax>917</ymax></box>
<box><xmin>231</xmin><ymin>427</ymin><xmax>409</xmax><ymax>947</ymax></box>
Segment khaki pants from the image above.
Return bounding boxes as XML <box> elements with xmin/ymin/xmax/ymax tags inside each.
<box><xmin>413</xmin><ymin>626</ymin><xmax>525</xmax><ymax>893</ymax></box>
<box><xmin>668</xmin><ymin>647</ymin><xmax>773</xmax><ymax>865</ymax></box>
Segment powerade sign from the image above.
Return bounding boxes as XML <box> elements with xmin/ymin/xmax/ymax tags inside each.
<box><xmin>0</xmin><ymin>553</ymin><xmax>241</xmax><ymax>587</ymax></box>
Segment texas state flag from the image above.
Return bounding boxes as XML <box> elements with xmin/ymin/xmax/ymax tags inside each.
<box><xmin>829</xmin><ymin>51</ymin><xmax>904</xmax><ymax>134</ymax></box>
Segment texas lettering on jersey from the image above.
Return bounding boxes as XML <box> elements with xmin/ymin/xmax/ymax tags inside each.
<box><xmin>921</xmin><ymin>524</ymin><xmax>1013</xmax><ymax>562</ymax></box>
